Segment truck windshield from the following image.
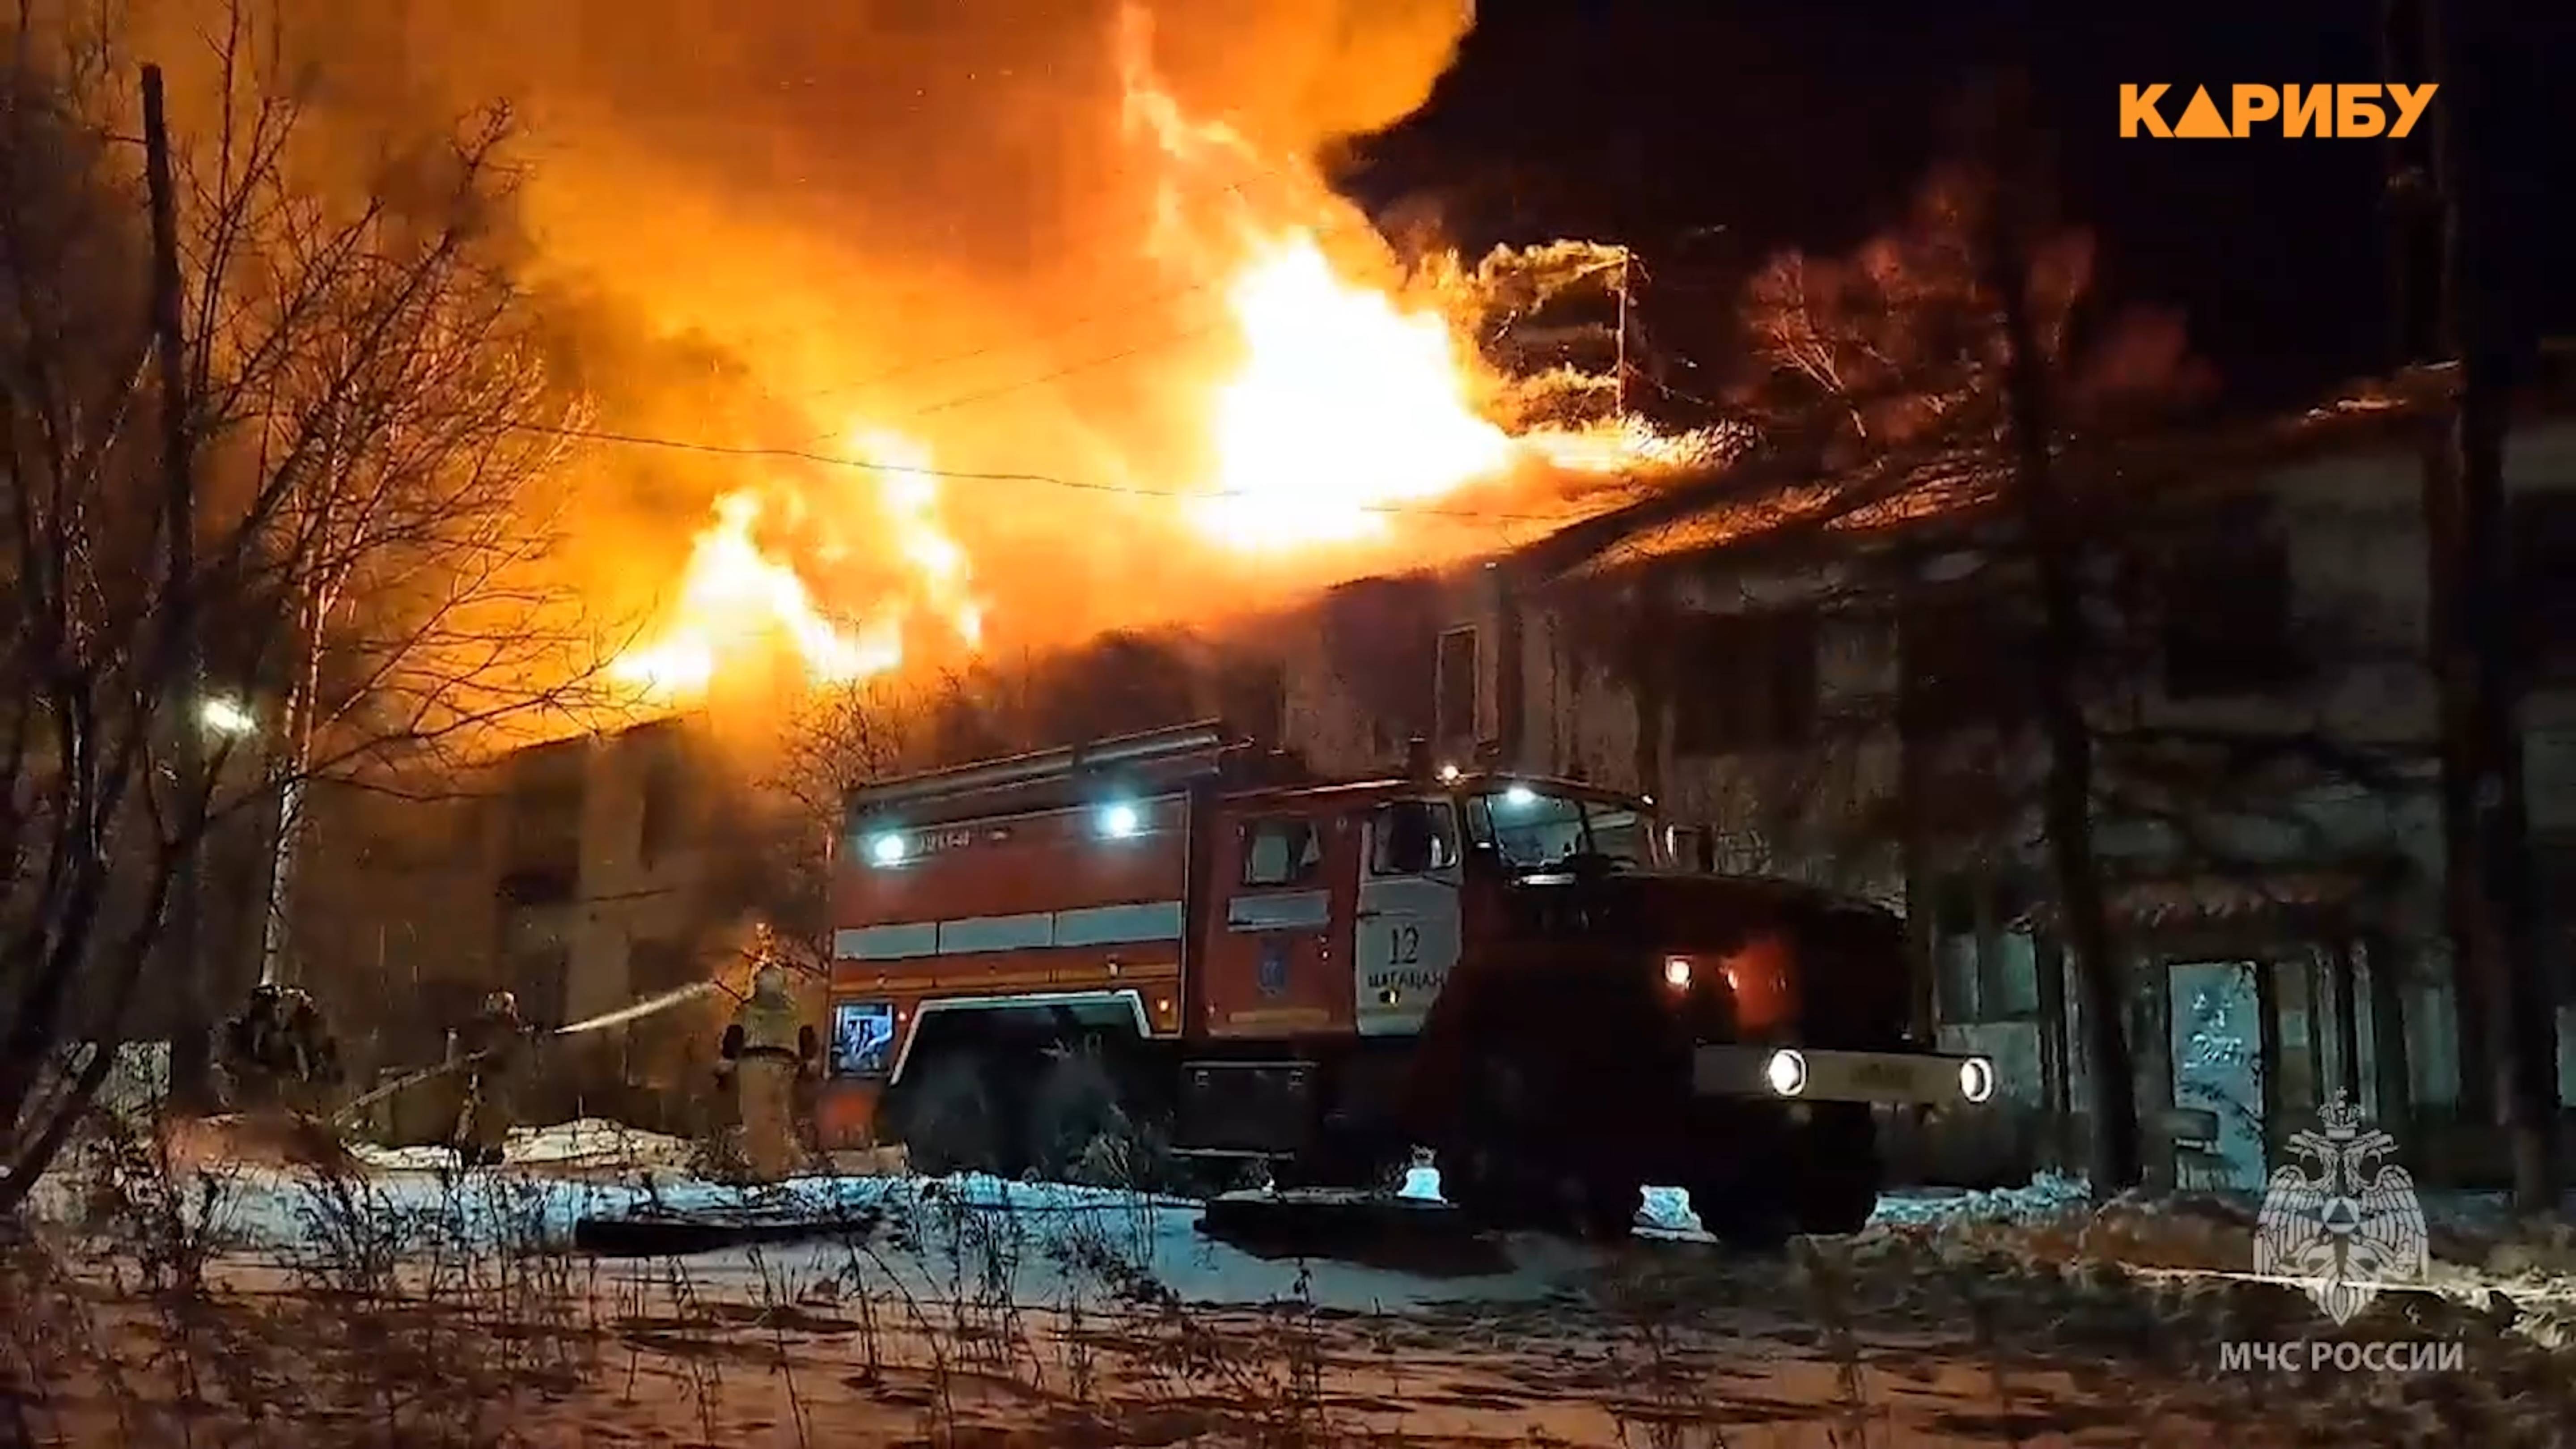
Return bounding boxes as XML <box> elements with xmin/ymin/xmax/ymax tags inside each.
<box><xmin>1464</xmin><ymin>787</ymin><xmax>1659</xmax><ymax>870</ymax></box>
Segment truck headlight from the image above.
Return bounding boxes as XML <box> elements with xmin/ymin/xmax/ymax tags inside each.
<box><xmin>1661</xmin><ymin>956</ymin><xmax>1692</xmax><ymax>989</ymax></box>
<box><xmin>1764</xmin><ymin>1048</ymin><xmax>1807</xmax><ymax>1097</ymax></box>
<box><xmin>1958</xmin><ymin>1056</ymin><xmax>1996</xmax><ymax>1104</ymax></box>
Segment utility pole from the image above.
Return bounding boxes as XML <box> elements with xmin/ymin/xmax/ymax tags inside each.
<box><xmin>1970</xmin><ymin>76</ymin><xmax>2141</xmax><ymax>1195</ymax></box>
<box><xmin>143</xmin><ymin>63</ymin><xmax>212</xmax><ymax>1112</ymax></box>
<box><xmin>2417</xmin><ymin>1</ymin><xmax>2558</xmax><ymax>1211</ymax></box>
<box><xmin>2386</xmin><ymin>0</ymin><xmax>2558</xmax><ymax>1211</ymax></box>
<box><xmin>2380</xmin><ymin>0</ymin><xmax>2487</xmax><ymax>1136</ymax></box>
<box><xmin>1613</xmin><ymin>246</ymin><xmax>1631</xmax><ymax>422</ymax></box>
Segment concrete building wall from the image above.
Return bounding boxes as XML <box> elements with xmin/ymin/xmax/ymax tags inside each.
<box><xmin>295</xmin><ymin>714</ymin><xmax>781</xmax><ymax>1102</ymax></box>
<box><xmin>1267</xmin><ymin>415</ymin><xmax>2576</xmax><ymax>1182</ymax></box>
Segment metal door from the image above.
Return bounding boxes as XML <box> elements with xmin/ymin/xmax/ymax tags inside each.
<box><xmin>2169</xmin><ymin>959</ymin><xmax>2267</xmax><ymax>1191</ymax></box>
<box><xmin>1355</xmin><ymin>799</ymin><xmax>1465</xmax><ymax>1036</ymax></box>
<box><xmin>1198</xmin><ymin>806</ymin><xmax>1359</xmax><ymax>1037</ymax></box>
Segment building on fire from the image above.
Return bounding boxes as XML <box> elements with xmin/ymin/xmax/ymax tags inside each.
<box><xmin>1261</xmin><ymin>373</ymin><xmax>2576</xmax><ymax>1190</ymax></box>
<box><xmin>314</xmin><ymin>372</ymin><xmax>2576</xmax><ymax>1186</ymax></box>
<box><xmin>292</xmin><ymin>714</ymin><xmax>800</xmax><ymax>1136</ymax></box>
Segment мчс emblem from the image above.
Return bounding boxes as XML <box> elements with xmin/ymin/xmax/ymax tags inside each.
<box><xmin>2254</xmin><ymin>1092</ymin><xmax>2427</xmax><ymax>1326</ymax></box>
<box><xmin>1256</xmin><ymin>936</ymin><xmax>1290</xmax><ymax>998</ymax></box>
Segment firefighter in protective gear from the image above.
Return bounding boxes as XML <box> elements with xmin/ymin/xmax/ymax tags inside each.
<box><xmin>450</xmin><ymin>990</ymin><xmax>529</xmax><ymax>1168</ymax></box>
<box><xmin>220</xmin><ymin>983</ymin><xmax>346</xmax><ymax>1117</ymax></box>
<box><xmin>718</xmin><ymin>963</ymin><xmax>818</xmax><ymax>1181</ymax></box>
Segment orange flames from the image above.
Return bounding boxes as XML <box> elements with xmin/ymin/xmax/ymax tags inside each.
<box><xmin>1114</xmin><ymin>3</ymin><xmax>1695</xmax><ymax>552</ymax></box>
<box><xmin>1195</xmin><ymin>235</ymin><xmax>1518</xmax><ymax>545</ymax></box>
<box><xmin>613</xmin><ymin>4</ymin><xmax>1702</xmax><ymax>704</ymax></box>
<box><xmin>611</xmin><ymin>428</ymin><xmax>982</xmax><ymax>702</ymax></box>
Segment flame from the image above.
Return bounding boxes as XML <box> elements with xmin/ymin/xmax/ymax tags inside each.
<box><xmin>1117</xmin><ymin>4</ymin><xmax>1690</xmax><ymax>552</ymax></box>
<box><xmin>610</xmin><ymin>491</ymin><xmax>901</xmax><ymax>699</ymax></box>
<box><xmin>855</xmin><ymin>428</ymin><xmax>986</xmax><ymax>652</ymax></box>
<box><xmin>1196</xmin><ymin>235</ymin><xmax>1517</xmax><ymax>544</ymax></box>
<box><xmin>612</xmin><ymin>5</ymin><xmax>1710</xmax><ymax>702</ymax></box>
<box><xmin>612</xmin><ymin>427</ymin><xmax>979</xmax><ymax>703</ymax></box>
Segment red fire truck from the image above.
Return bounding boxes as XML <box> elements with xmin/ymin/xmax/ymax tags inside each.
<box><xmin>817</xmin><ymin>721</ymin><xmax>1997</xmax><ymax>1240</ymax></box>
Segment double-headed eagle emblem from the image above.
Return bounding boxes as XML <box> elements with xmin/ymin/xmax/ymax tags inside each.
<box><xmin>2254</xmin><ymin>1092</ymin><xmax>2427</xmax><ymax>1325</ymax></box>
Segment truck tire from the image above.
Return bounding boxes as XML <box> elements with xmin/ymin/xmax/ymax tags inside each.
<box><xmin>1438</xmin><ymin>1141</ymin><xmax>1544</xmax><ymax>1229</ymax></box>
<box><xmin>890</xmin><ymin>1053</ymin><xmax>1008</xmax><ymax>1179</ymax></box>
<box><xmin>1436</xmin><ymin>1050</ymin><xmax>1562</xmax><ymax>1233</ymax></box>
<box><xmin>1565</xmin><ymin>1179</ymin><xmax>1644</xmax><ymax>1242</ymax></box>
<box><xmin>1687</xmin><ymin>1183</ymin><xmax>1790</xmax><ymax>1250</ymax></box>
<box><xmin>1027</xmin><ymin>1048</ymin><xmax>1154</xmax><ymax>1188</ymax></box>
<box><xmin>1271</xmin><ymin>1137</ymin><xmax>1411</xmax><ymax>1194</ymax></box>
<box><xmin>1689</xmin><ymin>1108</ymin><xmax>1880</xmax><ymax>1245</ymax></box>
<box><xmin>1785</xmin><ymin>1106</ymin><xmax>1880</xmax><ymax>1237</ymax></box>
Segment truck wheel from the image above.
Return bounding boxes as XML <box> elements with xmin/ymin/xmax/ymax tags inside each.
<box><xmin>892</xmin><ymin>1054</ymin><xmax>1007</xmax><ymax>1179</ymax></box>
<box><xmin>1786</xmin><ymin>1108</ymin><xmax>1880</xmax><ymax>1237</ymax></box>
<box><xmin>1687</xmin><ymin>1183</ymin><xmax>1790</xmax><ymax>1250</ymax></box>
<box><xmin>1027</xmin><ymin>1049</ymin><xmax>1156</xmax><ymax>1188</ymax></box>
<box><xmin>1559</xmin><ymin>1178</ymin><xmax>1643</xmax><ymax>1243</ymax></box>
<box><xmin>1438</xmin><ymin>1049</ymin><xmax>1546</xmax><ymax>1230</ymax></box>
<box><xmin>1175</xmin><ymin>1156</ymin><xmax>1258</xmax><ymax>1199</ymax></box>
<box><xmin>1271</xmin><ymin>1139</ymin><xmax>1411</xmax><ymax>1194</ymax></box>
<box><xmin>1789</xmin><ymin>1165</ymin><xmax>1878</xmax><ymax>1237</ymax></box>
<box><xmin>1438</xmin><ymin>1144</ymin><xmax>1544</xmax><ymax>1229</ymax></box>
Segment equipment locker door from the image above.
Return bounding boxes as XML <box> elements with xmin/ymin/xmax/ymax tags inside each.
<box><xmin>1354</xmin><ymin>798</ymin><xmax>1464</xmax><ymax>1036</ymax></box>
<box><xmin>1199</xmin><ymin>806</ymin><xmax>1359</xmax><ymax>1036</ymax></box>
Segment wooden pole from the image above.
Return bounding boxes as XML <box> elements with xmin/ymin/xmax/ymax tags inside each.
<box><xmin>2421</xmin><ymin>0</ymin><xmax>2557</xmax><ymax>1210</ymax></box>
<box><xmin>143</xmin><ymin>63</ymin><xmax>212</xmax><ymax>1111</ymax></box>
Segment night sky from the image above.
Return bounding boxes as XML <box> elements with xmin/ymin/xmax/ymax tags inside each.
<box><xmin>1347</xmin><ymin>0</ymin><xmax>2576</xmax><ymax>415</ymax></box>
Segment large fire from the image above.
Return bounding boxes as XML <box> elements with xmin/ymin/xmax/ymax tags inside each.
<box><xmin>1196</xmin><ymin>235</ymin><xmax>1515</xmax><ymax>545</ymax></box>
<box><xmin>610</xmin><ymin>3</ymin><xmax>1704</xmax><ymax>705</ymax></box>
<box><xmin>609</xmin><ymin>490</ymin><xmax>903</xmax><ymax>699</ymax></box>
<box><xmin>613</xmin><ymin>430</ymin><xmax>983</xmax><ymax>702</ymax></box>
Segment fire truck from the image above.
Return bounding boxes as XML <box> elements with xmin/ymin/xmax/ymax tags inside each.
<box><xmin>816</xmin><ymin>721</ymin><xmax>1998</xmax><ymax>1241</ymax></box>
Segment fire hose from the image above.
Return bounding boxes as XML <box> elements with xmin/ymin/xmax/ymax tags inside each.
<box><xmin>328</xmin><ymin>979</ymin><xmax>733</xmax><ymax>1127</ymax></box>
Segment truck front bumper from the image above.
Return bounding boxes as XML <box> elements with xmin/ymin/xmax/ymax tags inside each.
<box><xmin>1691</xmin><ymin>1044</ymin><xmax>1997</xmax><ymax>1107</ymax></box>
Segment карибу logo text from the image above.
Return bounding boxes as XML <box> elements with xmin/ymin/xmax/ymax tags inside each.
<box><xmin>2120</xmin><ymin>84</ymin><xmax>2437</xmax><ymax>138</ymax></box>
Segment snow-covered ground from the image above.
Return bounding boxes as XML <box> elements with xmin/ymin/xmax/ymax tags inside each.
<box><xmin>62</xmin><ymin>1139</ymin><xmax>2570</xmax><ymax>1338</ymax></box>
<box><xmin>345</xmin><ymin>1116</ymin><xmax>703</xmax><ymax>1172</ymax></box>
<box><xmin>17</xmin><ymin>1128</ymin><xmax>2576</xmax><ymax>1445</ymax></box>
<box><xmin>39</xmin><ymin>1120</ymin><xmax>2572</xmax><ymax>1324</ymax></box>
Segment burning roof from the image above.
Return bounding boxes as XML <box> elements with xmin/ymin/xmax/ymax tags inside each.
<box><xmin>1507</xmin><ymin>357</ymin><xmax>2576</xmax><ymax>589</ymax></box>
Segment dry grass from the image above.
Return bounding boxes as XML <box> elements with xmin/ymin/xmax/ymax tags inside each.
<box><xmin>8</xmin><ymin>1114</ymin><xmax>2576</xmax><ymax>1447</ymax></box>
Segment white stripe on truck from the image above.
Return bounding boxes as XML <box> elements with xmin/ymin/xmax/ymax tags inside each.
<box><xmin>937</xmin><ymin>912</ymin><xmax>1054</xmax><ymax>954</ymax></box>
<box><xmin>1056</xmin><ymin>900</ymin><xmax>1187</xmax><ymax>946</ymax></box>
<box><xmin>834</xmin><ymin>898</ymin><xmax>1186</xmax><ymax>962</ymax></box>
<box><xmin>838</xmin><ymin>922</ymin><xmax>938</xmax><ymax>961</ymax></box>
<box><xmin>1224</xmin><ymin>890</ymin><xmax>1330</xmax><ymax>932</ymax></box>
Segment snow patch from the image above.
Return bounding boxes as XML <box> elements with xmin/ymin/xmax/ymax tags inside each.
<box><xmin>347</xmin><ymin>1118</ymin><xmax>696</xmax><ymax>1173</ymax></box>
<box><xmin>1868</xmin><ymin>1171</ymin><xmax>2093</xmax><ymax>1229</ymax></box>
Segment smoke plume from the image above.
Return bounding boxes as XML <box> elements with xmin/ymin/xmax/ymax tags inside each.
<box><xmin>128</xmin><ymin>0</ymin><xmax>1490</xmax><ymax>666</ymax></box>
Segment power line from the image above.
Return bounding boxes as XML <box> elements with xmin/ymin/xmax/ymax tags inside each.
<box><xmin>801</xmin><ymin>156</ymin><xmax>1508</xmax><ymax>417</ymax></box>
<box><xmin>785</xmin><ymin>176</ymin><xmax>1389</xmax><ymax>407</ymax></box>
<box><xmin>831</xmin><ymin>274</ymin><xmax>1231</xmax><ymax>396</ymax></box>
<box><xmin>904</xmin><ymin>317</ymin><xmax>1229</xmax><ymax>418</ymax></box>
<box><xmin>508</xmin><ymin>418</ymin><xmax>1608</xmax><ymax>525</ymax></box>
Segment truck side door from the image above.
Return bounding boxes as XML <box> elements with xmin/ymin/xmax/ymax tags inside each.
<box><xmin>1198</xmin><ymin>806</ymin><xmax>1359</xmax><ymax>1037</ymax></box>
<box><xmin>1355</xmin><ymin>798</ymin><xmax>1464</xmax><ymax>1036</ymax></box>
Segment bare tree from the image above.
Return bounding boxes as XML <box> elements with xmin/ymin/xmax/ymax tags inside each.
<box><xmin>1970</xmin><ymin>100</ymin><xmax>2140</xmax><ymax>1196</ymax></box>
<box><xmin>1521</xmin><ymin>148</ymin><xmax>2217</xmax><ymax>1193</ymax></box>
<box><xmin>224</xmin><ymin>112</ymin><xmax>590</xmax><ymax>996</ymax></box>
<box><xmin>733</xmin><ymin>672</ymin><xmax>964</xmax><ymax>987</ymax></box>
<box><xmin>2394</xmin><ymin>0</ymin><xmax>2558</xmax><ymax>1210</ymax></box>
<box><xmin>773</xmin><ymin>677</ymin><xmax>928</xmax><ymax>838</ymax></box>
<box><xmin>0</xmin><ymin>4</ymin><xmax>603</xmax><ymax>1206</ymax></box>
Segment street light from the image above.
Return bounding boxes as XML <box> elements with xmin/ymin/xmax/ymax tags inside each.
<box><xmin>199</xmin><ymin>694</ymin><xmax>256</xmax><ymax>737</ymax></box>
